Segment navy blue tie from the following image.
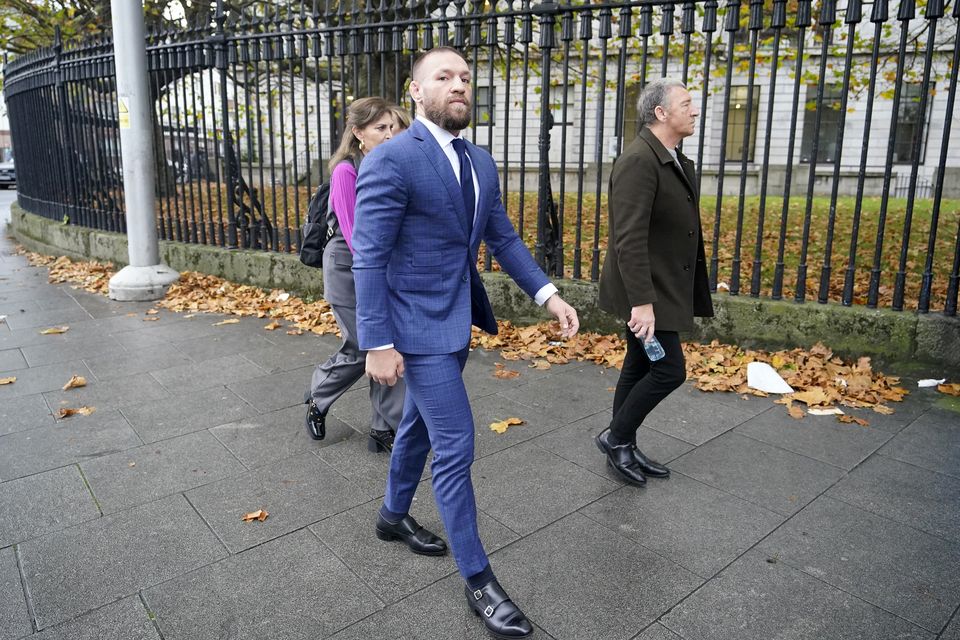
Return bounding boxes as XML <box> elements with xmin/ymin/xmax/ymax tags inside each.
<box><xmin>451</xmin><ymin>138</ymin><xmax>475</xmax><ymax>235</ymax></box>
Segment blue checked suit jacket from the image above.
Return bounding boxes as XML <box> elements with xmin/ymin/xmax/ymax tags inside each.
<box><xmin>352</xmin><ymin>118</ymin><xmax>550</xmax><ymax>355</ymax></box>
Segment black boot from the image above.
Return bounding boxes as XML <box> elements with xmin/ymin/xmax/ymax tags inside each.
<box><xmin>465</xmin><ymin>579</ymin><xmax>534</xmax><ymax>639</ymax></box>
<box><xmin>368</xmin><ymin>429</ymin><xmax>395</xmax><ymax>452</ymax></box>
<box><xmin>632</xmin><ymin>447</ymin><xmax>670</xmax><ymax>478</ymax></box>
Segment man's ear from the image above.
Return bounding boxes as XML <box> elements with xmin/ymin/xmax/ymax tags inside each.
<box><xmin>409</xmin><ymin>80</ymin><xmax>422</xmax><ymax>104</ymax></box>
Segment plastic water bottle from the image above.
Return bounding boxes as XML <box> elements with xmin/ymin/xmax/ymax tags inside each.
<box><xmin>643</xmin><ymin>336</ymin><xmax>666</xmax><ymax>362</ymax></box>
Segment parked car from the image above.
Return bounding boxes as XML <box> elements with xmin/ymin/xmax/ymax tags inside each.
<box><xmin>0</xmin><ymin>159</ymin><xmax>15</xmax><ymax>189</ymax></box>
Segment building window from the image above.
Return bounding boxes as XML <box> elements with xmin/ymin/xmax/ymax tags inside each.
<box><xmin>549</xmin><ymin>84</ymin><xmax>575</xmax><ymax>128</ymax></box>
<box><xmin>724</xmin><ymin>86</ymin><xmax>760</xmax><ymax>162</ymax></box>
<box><xmin>475</xmin><ymin>86</ymin><xmax>495</xmax><ymax>126</ymax></box>
<box><xmin>800</xmin><ymin>84</ymin><xmax>844</xmax><ymax>164</ymax></box>
<box><xmin>893</xmin><ymin>83</ymin><xmax>931</xmax><ymax>165</ymax></box>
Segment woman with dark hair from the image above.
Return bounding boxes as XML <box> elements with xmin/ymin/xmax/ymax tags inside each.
<box><xmin>305</xmin><ymin>96</ymin><xmax>404</xmax><ymax>452</ymax></box>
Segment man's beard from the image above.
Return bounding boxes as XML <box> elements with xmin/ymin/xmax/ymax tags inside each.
<box><xmin>424</xmin><ymin>99</ymin><xmax>472</xmax><ymax>132</ymax></box>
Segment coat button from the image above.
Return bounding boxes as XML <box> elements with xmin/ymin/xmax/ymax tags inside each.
<box><xmin>683</xmin><ymin>264</ymin><xmax>690</xmax><ymax>271</ymax></box>
<box><xmin>687</xmin><ymin>195</ymin><xmax>692</xmax><ymax>202</ymax></box>
<box><xmin>688</xmin><ymin>230</ymin><xmax>695</xmax><ymax>237</ymax></box>
<box><xmin>462</xmin><ymin>275</ymin><xmax>469</xmax><ymax>282</ymax></box>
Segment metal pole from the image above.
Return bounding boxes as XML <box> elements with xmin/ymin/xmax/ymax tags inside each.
<box><xmin>107</xmin><ymin>0</ymin><xmax>179</xmax><ymax>300</ymax></box>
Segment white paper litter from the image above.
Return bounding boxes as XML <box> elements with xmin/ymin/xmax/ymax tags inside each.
<box><xmin>809</xmin><ymin>407</ymin><xmax>845</xmax><ymax>416</ymax></box>
<box><xmin>0</xmin><ymin>315</ymin><xmax>7</xmax><ymax>323</ymax></box>
<box><xmin>918</xmin><ymin>378</ymin><xmax>946</xmax><ymax>387</ymax></box>
<box><xmin>747</xmin><ymin>362</ymin><xmax>795</xmax><ymax>394</ymax></box>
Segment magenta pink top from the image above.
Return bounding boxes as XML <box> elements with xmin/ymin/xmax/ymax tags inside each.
<box><xmin>328</xmin><ymin>160</ymin><xmax>358</xmax><ymax>253</ymax></box>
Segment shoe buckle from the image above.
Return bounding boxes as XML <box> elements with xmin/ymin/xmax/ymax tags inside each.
<box><xmin>483</xmin><ymin>605</ymin><xmax>495</xmax><ymax>617</ymax></box>
<box><xmin>473</xmin><ymin>589</ymin><xmax>483</xmax><ymax>600</ymax></box>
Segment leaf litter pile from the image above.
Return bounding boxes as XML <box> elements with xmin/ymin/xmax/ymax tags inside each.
<box><xmin>21</xmin><ymin>249</ymin><xmax>944</xmax><ymax>425</ymax></box>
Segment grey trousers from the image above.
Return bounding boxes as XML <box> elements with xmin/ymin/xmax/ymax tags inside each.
<box><xmin>310</xmin><ymin>300</ymin><xmax>405</xmax><ymax>433</ymax></box>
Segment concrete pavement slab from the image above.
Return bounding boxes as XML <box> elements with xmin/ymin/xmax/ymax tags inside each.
<box><xmin>185</xmin><ymin>451</ymin><xmax>370</xmax><ymax>553</ymax></box>
<box><xmin>0</xmin><ymin>359</ymin><xmax>95</xmax><ymax>399</ymax></box>
<box><xmin>644</xmin><ymin>387</ymin><xmax>763</xmax><ymax>445</ymax></box>
<box><xmin>314</xmin><ymin>431</ymin><xmax>416</xmax><ymax>496</ymax></box>
<box><xmin>311</xmin><ymin>483</ymin><xmax>519</xmax><ymax>605</ymax></box>
<box><xmin>942</xmin><ymin>615</ymin><xmax>960</xmax><ymax>640</ymax></box>
<box><xmin>827</xmin><ymin>454</ymin><xmax>960</xmax><ymax>544</ymax></box>
<box><xmin>583</xmin><ymin>472</ymin><xmax>785</xmax><ymax>578</ymax></box>
<box><xmin>0</xmin><ymin>547</ymin><xmax>31</xmax><ymax>640</ymax></box>
<box><xmin>0</xmin><ymin>347</ymin><xmax>26</xmax><ymax>371</ymax></box>
<box><xmin>0</xmin><ymin>393</ymin><xmax>53</xmax><ymax>436</ymax></box>
<box><xmin>210</xmin><ymin>404</ymin><xmax>354</xmax><ymax>469</ymax></box>
<box><xmin>633</xmin><ymin>624</ymin><xmax>684</xmax><ymax>640</ymax></box>
<box><xmin>80</xmin><ymin>430</ymin><xmax>246</xmax><ymax>514</ymax></box>
<box><xmin>82</xmin><ymin>344</ymin><xmax>192</xmax><ymax>381</ymax></box>
<box><xmin>472</xmin><ymin>442</ymin><xmax>620</xmax><ymax>535</ymax></box>
<box><xmin>469</xmin><ymin>392</ymin><xmax>570</xmax><ymax>460</ymax></box>
<box><xmin>670</xmin><ymin>431</ymin><xmax>846</xmax><ymax>515</ymax></box>
<box><xmin>18</xmin><ymin>494</ymin><xmax>226</xmax><ymax>630</ymax></box>
<box><xmin>28</xmin><ymin>596</ymin><xmax>159</xmax><ymax>640</ymax></box>
<box><xmin>42</xmin><ymin>372</ymin><xmax>173</xmax><ymax>413</ymax></box>
<box><xmin>149</xmin><ymin>353</ymin><xmax>269</xmax><ymax>395</ymax></box>
<box><xmin>227</xmin><ymin>365</ymin><xmax>315</xmax><ymax>413</ymax></box>
<box><xmin>170</xmin><ymin>330</ymin><xmax>278</xmax><ymax>362</ymax></box>
<box><xmin>493</xmin><ymin>512</ymin><xmax>703</xmax><ymax>640</ymax></box>
<box><xmin>143</xmin><ymin>529</ymin><xmax>381</xmax><ymax>640</ymax></box>
<box><xmin>325</xmin><ymin>572</ymin><xmax>556</xmax><ymax>640</ymax></box>
<box><xmin>532</xmin><ymin>410</ymin><xmax>693</xmax><ymax>481</ymax></box>
<box><xmin>878</xmin><ymin>408</ymin><xmax>960</xmax><ymax>478</ymax></box>
<box><xmin>734</xmin><ymin>405</ymin><xmax>893</xmax><ymax>469</ymax></box>
<box><xmin>0</xmin><ymin>305</ymin><xmax>93</xmax><ymax>331</ymax></box>
<box><xmin>756</xmin><ymin>495</ymin><xmax>960</xmax><ymax>632</ymax></box>
<box><xmin>20</xmin><ymin>336</ymin><xmax>125</xmax><ymax>368</ymax></box>
<box><xmin>120</xmin><ymin>386</ymin><xmax>257</xmax><ymax>444</ymax></box>
<box><xmin>237</xmin><ymin>335</ymin><xmax>336</xmax><ymax>374</ymax></box>
<box><xmin>0</xmin><ymin>409</ymin><xmax>142</xmax><ymax>481</ymax></box>
<box><xmin>495</xmin><ymin>362</ymin><xmax>617</xmax><ymax>424</ymax></box>
<box><xmin>661</xmin><ymin>550</ymin><xmax>933</xmax><ymax>640</ymax></box>
<box><xmin>0</xmin><ymin>465</ymin><xmax>100</xmax><ymax>549</ymax></box>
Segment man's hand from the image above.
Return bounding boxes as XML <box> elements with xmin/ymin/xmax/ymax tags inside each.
<box><xmin>627</xmin><ymin>304</ymin><xmax>655</xmax><ymax>342</ymax></box>
<box><xmin>366</xmin><ymin>348</ymin><xmax>405</xmax><ymax>386</ymax></box>
<box><xmin>545</xmin><ymin>293</ymin><xmax>580</xmax><ymax>338</ymax></box>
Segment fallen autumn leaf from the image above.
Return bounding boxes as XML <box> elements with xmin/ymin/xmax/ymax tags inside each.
<box><xmin>241</xmin><ymin>509</ymin><xmax>269</xmax><ymax>522</ymax></box>
<box><xmin>40</xmin><ymin>326</ymin><xmax>69</xmax><ymax>335</ymax></box>
<box><xmin>0</xmin><ymin>377</ymin><xmax>16</xmax><ymax>385</ymax></box>
<box><xmin>490</xmin><ymin>417</ymin><xmax>524</xmax><ymax>434</ymax></box>
<box><xmin>56</xmin><ymin>406</ymin><xmax>96</xmax><ymax>419</ymax></box>
<box><xmin>62</xmin><ymin>375</ymin><xmax>87</xmax><ymax>390</ymax></box>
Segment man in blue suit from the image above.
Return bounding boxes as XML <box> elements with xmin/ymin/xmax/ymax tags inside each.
<box><xmin>352</xmin><ymin>46</ymin><xmax>579</xmax><ymax>639</ymax></box>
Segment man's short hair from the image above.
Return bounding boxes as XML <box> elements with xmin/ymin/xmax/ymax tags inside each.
<box><xmin>411</xmin><ymin>46</ymin><xmax>469</xmax><ymax>82</ymax></box>
<box><xmin>637</xmin><ymin>78</ymin><xmax>687</xmax><ymax>127</ymax></box>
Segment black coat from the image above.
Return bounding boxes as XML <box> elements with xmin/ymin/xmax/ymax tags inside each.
<box><xmin>598</xmin><ymin>126</ymin><xmax>713</xmax><ymax>331</ymax></box>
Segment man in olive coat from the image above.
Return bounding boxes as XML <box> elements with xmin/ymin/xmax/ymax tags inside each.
<box><xmin>596</xmin><ymin>78</ymin><xmax>714</xmax><ymax>486</ymax></box>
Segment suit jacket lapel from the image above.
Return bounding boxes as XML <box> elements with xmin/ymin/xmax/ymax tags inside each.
<box><xmin>465</xmin><ymin>139</ymin><xmax>490</xmax><ymax>246</ymax></box>
<box><xmin>411</xmin><ymin>120</ymin><xmax>470</xmax><ymax>239</ymax></box>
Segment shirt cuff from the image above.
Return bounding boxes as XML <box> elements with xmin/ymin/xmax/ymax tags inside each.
<box><xmin>369</xmin><ymin>343</ymin><xmax>395</xmax><ymax>351</ymax></box>
<box><xmin>534</xmin><ymin>283</ymin><xmax>558</xmax><ymax>306</ymax></box>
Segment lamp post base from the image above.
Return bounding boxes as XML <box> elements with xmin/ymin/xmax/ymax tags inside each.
<box><xmin>108</xmin><ymin>264</ymin><xmax>180</xmax><ymax>301</ymax></box>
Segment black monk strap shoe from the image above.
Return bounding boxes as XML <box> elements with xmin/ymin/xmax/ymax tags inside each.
<box><xmin>304</xmin><ymin>401</ymin><xmax>326</xmax><ymax>440</ymax></box>
<box><xmin>368</xmin><ymin>429</ymin><xmax>395</xmax><ymax>453</ymax></box>
<box><xmin>465</xmin><ymin>579</ymin><xmax>534</xmax><ymax>640</ymax></box>
<box><xmin>633</xmin><ymin>447</ymin><xmax>670</xmax><ymax>478</ymax></box>
<box><xmin>595</xmin><ymin>429</ymin><xmax>647</xmax><ymax>486</ymax></box>
<box><xmin>375</xmin><ymin>514</ymin><xmax>448</xmax><ymax>556</ymax></box>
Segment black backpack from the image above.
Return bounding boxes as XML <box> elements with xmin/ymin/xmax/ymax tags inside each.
<box><xmin>299</xmin><ymin>180</ymin><xmax>338</xmax><ymax>268</ymax></box>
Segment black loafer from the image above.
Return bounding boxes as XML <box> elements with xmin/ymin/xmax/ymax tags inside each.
<box><xmin>633</xmin><ymin>447</ymin><xmax>670</xmax><ymax>478</ymax></box>
<box><xmin>304</xmin><ymin>401</ymin><xmax>326</xmax><ymax>440</ymax></box>
<box><xmin>368</xmin><ymin>429</ymin><xmax>395</xmax><ymax>452</ymax></box>
<box><xmin>465</xmin><ymin>579</ymin><xmax>533</xmax><ymax>639</ymax></box>
<box><xmin>595</xmin><ymin>429</ymin><xmax>646</xmax><ymax>486</ymax></box>
<box><xmin>375</xmin><ymin>514</ymin><xmax>448</xmax><ymax>556</ymax></box>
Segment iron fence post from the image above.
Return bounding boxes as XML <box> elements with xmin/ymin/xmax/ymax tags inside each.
<box><xmin>535</xmin><ymin>0</ymin><xmax>560</xmax><ymax>274</ymax></box>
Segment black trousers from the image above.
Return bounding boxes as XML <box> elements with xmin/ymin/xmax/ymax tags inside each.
<box><xmin>609</xmin><ymin>328</ymin><xmax>686</xmax><ymax>443</ymax></box>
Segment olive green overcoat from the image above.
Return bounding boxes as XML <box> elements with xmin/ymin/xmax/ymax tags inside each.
<box><xmin>598</xmin><ymin>126</ymin><xmax>714</xmax><ymax>331</ymax></box>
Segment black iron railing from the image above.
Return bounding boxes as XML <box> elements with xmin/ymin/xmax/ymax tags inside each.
<box><xmin>3</xmin><ymin>0</ymin><xmax>958</xmax><ymax>314</ymax></box>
